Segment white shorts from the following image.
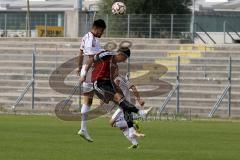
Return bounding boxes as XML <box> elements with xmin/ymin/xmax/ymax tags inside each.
<box><xmin>82</xmin><ymin>82</ymin><xmax>94</xmax><ymax>93</ymax></box>
<box><xmin>111</xmin><ymin>108</ymin><xmax>128</xmax><ymax>128</ymax></box>
<box><xmin>111</xmin><ymin>108</ymin><xmax>124</xmax><ymax>121</ymax></box>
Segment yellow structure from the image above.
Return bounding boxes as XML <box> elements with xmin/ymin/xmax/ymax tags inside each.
<box><xmin>36</xmin><ymin>26</ymin><xmax>64</xmax><ymax>37</ymax></box>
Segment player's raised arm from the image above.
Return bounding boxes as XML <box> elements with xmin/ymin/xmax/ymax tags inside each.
<box><xmin>79</xmin><ymin>55</ymin><xmax>94</xmax><ymax>83</ymax></box>
<box><xmin>130</xmin><ymin>85</ymin><xmax>145</xmax><ymax>107</ymax></box>
<box><xmin>93</xmin><ymin>51</ymin><xmax>116</xmax><ymax>62</ymax></box>
<box><xmin>76</xmin><ymin>49</ymin><xmax>84</xmax><ymax>76</ymax></box>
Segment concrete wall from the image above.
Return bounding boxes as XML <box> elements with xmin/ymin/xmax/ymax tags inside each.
<box><xmin>64</xmin><ymin>10</ymin><xmax>79</xmax><ymax>37</ymax></box>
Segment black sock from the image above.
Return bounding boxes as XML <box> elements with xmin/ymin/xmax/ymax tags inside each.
<box><xmin>119</xmin><ymin>99</ymin><xmax>139</xmax><ymax>113</ymax></box>
<box><xmin>123</xmin><ymin>111</ymin><xmax>134</xmax><ymax>128</ymax></box>
<box><xmin>127</xmin><ymin>121</ymin><xmax>134</xmax><ymax>128</ymax></box>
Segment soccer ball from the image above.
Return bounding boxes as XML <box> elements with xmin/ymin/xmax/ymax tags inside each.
<box><xmin>112</xmin><ymin>2</ymin><xmax>126</xmax><ymax>15</ymax></box>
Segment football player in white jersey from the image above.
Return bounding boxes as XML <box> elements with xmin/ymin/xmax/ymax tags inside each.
<box><xmin>76</xmin><ymin>19</ymin><xmax>106</xmax><ymax>142</ymax></box>
<box><xmin>110</xmin><ymin>66</ymin><xmax>146</xmax><ymax>149</ymax></box>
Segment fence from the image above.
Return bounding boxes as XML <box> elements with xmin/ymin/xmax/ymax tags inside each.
<box><xmin>1</xmin><ymin>11</ymin><xmax>240</xmax><ymax>42</ymax></box>
<box><xmin>195</xmin><ymin>12</ymin><xmax>240</xmax><ymax>32</ymax></box>
<box><xmin>0</xmin><ymin>12</ymin><xmax>64</xmax><ymax>37</ymax></box>
<box><xmin>6</xmin><ymin>43</ymin><xmax>240</xmax><ymax>119</ymax></box>
<box><xmin>79</xmin><ymin>13</ymin><xmax>192</xmax><ymax>39</ymax></box>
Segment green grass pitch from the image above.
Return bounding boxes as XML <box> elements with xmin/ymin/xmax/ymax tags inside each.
<box><xmin>0</xmin><ymin>115</ymin><xmax>240</xmax><ymax>160</ymax></box>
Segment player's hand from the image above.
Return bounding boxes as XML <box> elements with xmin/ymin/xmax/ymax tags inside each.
<box><xmin>79</xmin><ymin>76</ymin><xmax>86</xmax><ymax>83</ymax></box>
<box><xmin>138</xmin><ymin>99</ymin><xmax>145</xmax><ymax>107</ymax></box>
<box><xmin>114</xmin><ymin>79</ymin><xmax>120</xmax><ymax>86</ymax></box>
<box><xmin>76</xmin><ymin>68</ymin><xmax>81</xmax><ymax>76</ymax></box>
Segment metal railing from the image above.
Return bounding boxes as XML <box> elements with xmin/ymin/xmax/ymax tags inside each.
<box><xmin>223</xmin><ymin>21</ymin><xmax>240</xmax><ymax>44</ymax></box>
<box><xmin>12</xmin><ymin>45</ymin><xmax>36</xmax><ymax>111</ymax></box>
<box><xmin>60</xmin><ymin>82</ymin><xmax>81</xmax><ymax>108</ymax></box>
<box><xmin>7</xmin><ymin>43</ymin><xmax>239</xmax><ymax>118</ymax></box>
<box><xmin>208</xmin><ymin>57</ymin><xmax>232</xmax><ymax>118</ymax></box>
<box><xmin>1</xmin><ymin>12</ymin><xmax>240</xmax><ymax>41</ymax></box>
<box><xmin>80</xmin><ymin>14</ymin><xmax>192</xmax><ymax>39</ymax></box>
<box><xmin>155</xmin><ymin>55</ymin><xmax>236</xmax><ymax>118</ymax></box>
<box><xmin>194</xmin><ymin>22</ymin><xmax>216</xmax><ymax>44</ymax></box>
<box><xmin>158</xmin><ymin>56</ymin><xmax>180</xmax><ymax>115</ymax></box>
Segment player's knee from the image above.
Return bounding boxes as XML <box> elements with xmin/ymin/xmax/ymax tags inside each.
<box><xmin>113</xmin><ymin>93</ymin><xmax>123</xmax><ymax>102</ymax></box>
<box><xmin>86</xmin><ymin>101</ymin><xmax>93</xmax><ymax>106</ymax></box>
<box><xmin>115</xmin><ymin>120</ymin><xmax>128</xmax><ymax>129</ymax></box>
<box><xmin>81</xmin><ymin>104</ymin><xmax>90</xmax><ymax>114</ymax></box>
<box><xmin>109</xmin><ymin>119</ymin><xmax>114</xmax><ymax>127</ymax></box>
<box><xmin>83</xmin><ymin>92</ymin><xmax>94</xmax><ymax>106</ymax></box>
<box><xmin>84</xmin><ymin>98</ymin><xmax>93</xmax><ymax>106</ymax></box>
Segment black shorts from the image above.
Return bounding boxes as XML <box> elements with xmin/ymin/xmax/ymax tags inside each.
<box><xmin>94</xmin><ymin>79</ymin><xmax>134</xmax><ymax>127</ymax></box>
<box><xmin>93</xmin><ymin>80</ymin><xmax>115</xmax><ymax>104</ymax></box>
<box><xmin>123</xmin><ymin>110</ymin><xmax>134</xmax><ymax>127</ymax></box>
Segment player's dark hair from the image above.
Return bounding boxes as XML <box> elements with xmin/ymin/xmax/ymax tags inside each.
<box><xmin>118</xmin><ymin>47</ymin><xmax>131</xmax><ymax>58</ymax></box>
<box><xmin>92</xmin><ymin>19</ymin><xmax>106</xmax><ymax>29</ymax></box>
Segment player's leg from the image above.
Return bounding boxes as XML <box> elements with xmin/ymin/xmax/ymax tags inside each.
<box><xmin>127</xmin><ymin>127</ymin><xmax>140</xmax><ymax>149</ymax></box>
<box><xmin>111</xmin><ymin>98</ymin><xmax>147</xmax><ymax>143</ymax></box>
<box><xmin>93</xmin><ymin>80</ymin><xmax>115</xmax><ymax>104</ymax></box>
<box><xmin>123</xmin><ymin>111</ymin><xmax>142</xmax><ymax>149</ymax></box>
<box><xmin>94</xmin><ymin>80</ymin><xmax>152</xmax><ymax>117</ymax></box>
<box><xmin>122</xmin><ymin>112</ymin><xmax>145</xmax><ymax>138</ymax></box>
<box><xmin>123</xmin><ymin>128</ymin><xmax>139</xmax><ymax>149</ymax></box>
<box><xmin>132</xmin><ymin>124</ymin><xmax>145</xmax><ymax>138</ymax></box>
<box><xmin>110</xmin><ymin>109</ymin><xmax>139</xmax><ymax>148</ymax></box>
<box><xmin>78</xmin><ymin>89</ymin><xmax>94</xmax><ymax>142</ymax></box>
<box><xmin>113</xmin><ymin>93</ymin><xmax>152</xmax><ymax>118</ymax></box>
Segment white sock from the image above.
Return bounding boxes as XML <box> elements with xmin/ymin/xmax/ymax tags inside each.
<box><xmin>128</xmin><ymin>127</ymin><xmax>138</xmax><ymax>145</ymax></box>
<box><xmin>80</xmin><ymin>104</ymin><xmax>90</xmax><ymax>131</ymax></box>
<box><xmin>138</xmin><ymin>110</ymin><xmax>145</xmax><ymax>117</ymax></box>
<box><xmin>81</xmin><ymin>119</ymin><xmax>87</xmax><ymax>131</ymax></box>
<box><xmin>115</xmin><ymin>120</ymin><xmax>128</xmax><ymax>128</ymax></box>
<box><xmin>122</xmin><ymin>128</ymin><xmax>132</xmax><ymax>143</ymax></box>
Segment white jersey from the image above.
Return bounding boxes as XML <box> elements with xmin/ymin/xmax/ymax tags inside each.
<box><xmin>80</xmin><ymin>32</ymin><xmax>104</xmax><ymax>56</ymax></box>
<box><xmin>80</xmin><ymin>32</ymin><xmax>104</xmax><ymax>92</ymax></box>
<box><xmin>115</xmin><ymin>74</ymin><xmax>133</xmax><ymax>102</ymax></box>
<box><xmin>111</xmin><ymin>75</ymin><xmax>135</xmax><ymax>125</ymax></box>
